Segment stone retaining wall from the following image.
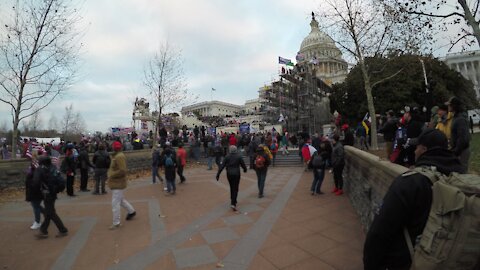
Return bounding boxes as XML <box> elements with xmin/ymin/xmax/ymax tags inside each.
<box><xmin>0</xmin><ymin>149</ymin><xmax>155</xmax><ymax>189</ymax></box>
<box><xmin>343</xmin><ymin>146</ymin><xmax>409</xmax><ymax>231</ymax></box>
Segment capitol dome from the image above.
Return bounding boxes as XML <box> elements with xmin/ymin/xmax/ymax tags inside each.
<box><xmin>297</xmin><ymin>13</ymin><xmax>348</xmax><ymax>85</ymax></box>
<box><xmin>300</xmin><ymin>18</ymin><xmax>336</xmax><ymax>51</ymax></box>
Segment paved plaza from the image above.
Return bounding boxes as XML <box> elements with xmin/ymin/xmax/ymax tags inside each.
<box><xmin>0</xmin><ymin>166</ymin><xmax>365</xmax><ymax>270</ymax></box>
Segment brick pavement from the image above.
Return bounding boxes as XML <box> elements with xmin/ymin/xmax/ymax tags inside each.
<box><xmin>0</xmin><ymin>165</ymin><xmax>365</xmax><ymax>270</ymax></box>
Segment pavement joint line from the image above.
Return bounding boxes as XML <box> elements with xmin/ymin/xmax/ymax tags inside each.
<box><xmin>107</xmin><ymin>173</ymin><xmax>272</xmax><ymax>270</ymax></box>
<box><xmin>50</xmin><ymin>217</ymin><xmax>97</xmax><ymax>270</ymax></box>
<box><xmin>148</xmin><ymin>199</ymin><xmax>166</xmax><ymax>245</ymax></box>
<box><xmin>222</xmin><ymin>170</ymin><xmax>303</xmax><ymax>269</ymax></box>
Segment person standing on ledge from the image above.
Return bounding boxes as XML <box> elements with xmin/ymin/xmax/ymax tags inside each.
<box><xmin>108</xmin><ymin>141</ymin><xmax>136</xmax><ymax>230</ymax></box>
<box><xmin>216</xmin><ymin>145</ymin><xmax>247</xmax><ymax>212</ymax></box>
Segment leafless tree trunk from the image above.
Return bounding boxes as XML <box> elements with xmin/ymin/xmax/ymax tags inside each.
<box><xmin>0</xmin><ymin>0</ymin><xmax>82</xmax><ymax>158</ymax></box>
<box><xmin>48</xmin><ymin>114</ymin><xmax>59</xmax><ymax>132</ymax></box>
<box><xmin>60</xmin><ymin>104</ymin><xmax>85</xmax><ymax>141</ymax></box>
<box><xmin>24</xmin><ymin>109</ymin><xmax>42</xmax><ymax>132</ymax></box>
<box><xmin>144</xmin><ymin>42</ymin><xmax>192</xmax><ymax>139</ymax></box>
<box><xmin>321</xmin><ymin>0</ymin><xmax>428</xmax><ymax>150</ymax></box>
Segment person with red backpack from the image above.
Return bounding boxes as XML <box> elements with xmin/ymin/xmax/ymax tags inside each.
<box><xmin>253</xmin><ymin>145</ymin><xmax>270</xmax><ymax>198</ymax></box>
<box><xmin>363</xmin><ymin>128</ymin><xmax>465</xmax><ymax>270</ymax></box>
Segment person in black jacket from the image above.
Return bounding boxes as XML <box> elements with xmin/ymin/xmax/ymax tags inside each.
<box><xmin>34</xmin><ymin>156</ymin><xmax>68</xmax><ymax>238</ymax></box>
<box><xmin>253</xmin><ymin>145</ymin><xmax>271</xmax><ymax>198</ymax></box>
<box><xmin>308</xmin><ymin>142</ymin><xmax>329</xmax><ymax>195</ymax></box>
<box><xmin>78</xmin><ymin>143</ymin><xmax>94</xmax><ymax>192</ymax></box>
<box><xmin>216</xmin><ymin>145</ymin><xmax>247</xmax><ymax>211</ymax></box>
<box><xmin>25</xmin><ymin>150</ymin><xmax>43</xmax><ymax>230</ymax></box>
<box><xmin>363</xmin><ymin>128</ymin><xmax>464</xmax><ymax>270</ymax></box>
<box><xmin>92</xmin><ymin>143</ymin><xmax>110</xmax><ymax>194</ymax></box>
<box><xmin>378</xmin><ymin>110</ymin><xmax>398</xmax><ymax>159</ymax></box>
<box><xmin>447</xmin><ymin>96</ymin><xmax>471</xmax><ymax>172</ymax></box>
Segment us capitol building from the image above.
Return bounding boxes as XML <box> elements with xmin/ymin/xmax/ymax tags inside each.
<box><xmin>180</xmin><ymin>13</ymin><xmax>349</xmax><ymax>132</ymax></box>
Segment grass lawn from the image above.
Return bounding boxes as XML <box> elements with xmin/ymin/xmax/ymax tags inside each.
<box><xmin>470</xmin><ymin>133</ymin><xmax>480</xmax><ymax>174</ymax></box>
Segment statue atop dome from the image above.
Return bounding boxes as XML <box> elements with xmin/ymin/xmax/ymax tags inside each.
<box><xmin>312</xmin><ymin>11</ymin><xmax>315</xmax><ymax>20</ymax></box>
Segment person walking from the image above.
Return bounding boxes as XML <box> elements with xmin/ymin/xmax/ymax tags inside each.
<box><xmin>176</xmin><ymin>142</ymin><xmax>187</xmax><ymax>183</ymax></box>
<box><xmin>161</xmin><ymin>142</ymin><xmax>177</xmax><ymax>195</ymax></box>
<box><xmin>253</xmin><ymin>145</ymin><xmax>270</xmax><ymax>198</ymax></box>
<box><xmin>25</xmin><ymin>150</ymin><xmax>42</xmax><ymax>230</ymax></box>
<box><xmin>216</xmin><ymin>145</ymin><xmax>247</xmax><ymax>211</ymax></box>
<box><xmin>108</xmin><ymin>141</ymin><xmax>136</xmax><ymax>230</ymax></box>
<box><xmin>92</xmin><ymin>143</ymin><xmax>110</xmax><ymax>194</ymax></box>
<box><xmin>34</xmin><ymin>156</ymin><xmax>68</xmax><ymax>238</ymax></box>
<box><xmin>270</xmin><ymin>139</ymin><xmax>278</xmax><ymax>167</ymax></box>
<box><xmin>447</xmin><ymin>97</ymin><xmax>471</xmax><ymax>172</ymax></box>
<box><xmin>331</xmin><ymin>134</ymin><xmax>345</xmax><ymax>196</ymax></box>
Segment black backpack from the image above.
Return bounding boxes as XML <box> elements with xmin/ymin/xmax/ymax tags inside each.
<box><xmin>311</xmin><ymin>152</ymin><xmax>325</xmax><ymax>168</ymax></box>
<box><xmin>42</xmin><ymin>165</ymin><xmax>66</xmax><ymax>195</ymax></box>
<box><xmin>95</xmin><ymin>152</ymin><xmax>111</xmax><ymax>169</ymax></box>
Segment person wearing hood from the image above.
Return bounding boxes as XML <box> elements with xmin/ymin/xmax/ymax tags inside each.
<box><xmin>216</xmin><ymin>145</ymin><xmax>247</xmax><ymax>211</ymax></box>
<box><xmin>363</xmin><ymin>128</ymin><xmax>464</xmax><ymax>270</ymax></box>
<box><xmin>78</xmin><ymin>142</ymin><xmax>94</xmax><ymax>192</ymax></box>
<box><xmin>446</xmin><ymin>96</ymin><xmax>471</xmax><ymax>172</ymax></box>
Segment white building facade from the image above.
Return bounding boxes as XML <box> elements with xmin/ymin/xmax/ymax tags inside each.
<box><xmin>181</xmin><ymin>100</ymin><xmax>243</xmax><ymax>117</ymax></box>
<box><xmin>443</xmin><ymin>50</ymin><xmax>480</xmax><ymax>99</ymax></box>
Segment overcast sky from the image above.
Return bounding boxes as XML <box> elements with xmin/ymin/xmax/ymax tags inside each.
<box><xmin>0</xmin><ymin>0</ymin><xmax>474</xmax><ymax>133</ymax></box>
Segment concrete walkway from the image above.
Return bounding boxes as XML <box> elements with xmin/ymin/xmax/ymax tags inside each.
<box><xmin>0</xmin><ymin>165</ymin><xmax>364</xmax><ymax>270</ymax></box>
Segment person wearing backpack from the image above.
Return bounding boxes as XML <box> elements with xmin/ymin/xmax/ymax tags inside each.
<box><xmin>161</xmin><ymin>142</ymin><xmax>177</xmax><ymax>195</ymax></box>
<box><xmin>108</xmin><ymin>141</ymin><xmax>136</xmax><ymax>230</ymax></box>
<box><xmin>308</xmin><ymin>142</ymin><xmax>329</xmax><ymax>195</ymax></box>
<box><xmin>216</xmin><ymin>145</ymin><xmax>247</xmax><ymax>211</ymax></box>
<box><xmin>363</xmin><ymin>128</ymin><xmax>465</xmax><ymax>270</ymax></box>
<box><xmin>269</xmin><ymin>140</ymin><xmax>278</xmax><ymax>167</ymax></box>
<box><xmin>253</xmin><ymin>145</ymin><xmax>270</xmax><ymax>198</ymax></box>
<box><xmin>92</xmin><ymin>143</ymin><xmax>111</xmax><ymax>194</ymax></box>
<box><xmin>33</xmin><ymin>156</ymin><xmax>68</xmax><ymax>238</ymax></box>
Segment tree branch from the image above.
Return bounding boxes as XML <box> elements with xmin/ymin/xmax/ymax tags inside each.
<box><xmin>407</xmin><ymin>10</ymin><xmax>464</xmax><ymax>19</ymax></box>
<box><xmin>371</xmin><ymin>68</ymin><xmax>404</xmax><ymax>89</ymax></box>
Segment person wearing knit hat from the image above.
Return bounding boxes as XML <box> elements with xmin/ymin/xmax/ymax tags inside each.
<box><xmin>108</xmin><ymin>141</ymin><xmax>136</xmax><ymax>229</ymax></box>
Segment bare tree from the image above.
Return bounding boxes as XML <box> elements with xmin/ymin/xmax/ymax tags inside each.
<box><xmin>0</xmin><ymin>0</ymin><xmax>82</xmax><ymax>158</ymax></box>
<box><xmin>320</xmin><ymin>0</ymin><xmax>429</xmax><ymax>149</ymax></box>
<box><xmin>60</xmin><ymin>104</ymin><xmax>85</xmax><ymax>141</ymax></box>
<box><xmin>48</xmin><ymin>114</ymin><xmax>59</xmax><ymax>132</ymax></box>
<box><xmin>24</xmin><ymin>109</ymin><xmax>43</xmax><ymax>132</ymax></box>
<box><xmin>144</xmin><ymin>42</ymin><xmax>191</xmax><ymax>138</ymax></box>
<box><xmin>391</xmin><ymin>0</ymin><xmax>480</xmax><ymax>50</ymax></box>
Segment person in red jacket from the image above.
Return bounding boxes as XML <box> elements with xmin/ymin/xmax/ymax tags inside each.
<box><xmin>301</xmin><ymin>140</ymin><xmax>312</xmax><ymax>171</ymax></box>
<box><xmin>228</xmin><ymin>133</ymin><xmax>237</xmax><ymax>147</ymax></box>
<box><xmin>176</xmin><ymin>143</ymin><xmax>187</xmax><ymax>183</ymax></box>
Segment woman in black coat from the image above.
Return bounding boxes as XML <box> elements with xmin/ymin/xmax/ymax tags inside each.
<box><xmin>25</xmin><ymin>151</ymin><xmax>44</xmax><ymax>230</ymax></box>
<box><xmin>216</xmin><ymin>145</ymin><xmax>247</xmax><ymax>211</ymax></box>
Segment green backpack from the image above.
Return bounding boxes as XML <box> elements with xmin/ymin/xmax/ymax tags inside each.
<box><xmin>404</xmin><ymin>166</ymin><xmax>480</xmax><ymax>270</ymax></box>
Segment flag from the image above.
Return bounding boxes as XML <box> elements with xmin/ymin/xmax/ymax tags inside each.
<box><xmin>278</xmin><ymin>113</ymin><xmax>285</xmax><ymax>122</ymax></box>
<box><xmin>278</xmin><ymin>56</ymin><xmax>292</xmax><ymax>65</ymax></box>
<box><xmin>286</xmin><ymin>61</ymin><xmax>294</xmax><ymax>67</ymax></box>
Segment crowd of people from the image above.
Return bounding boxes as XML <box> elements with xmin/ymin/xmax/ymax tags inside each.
<box><xmin>13</xmin><ymin>95</ymin><xmax>480</xmax><ymax>270</ymax></box>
